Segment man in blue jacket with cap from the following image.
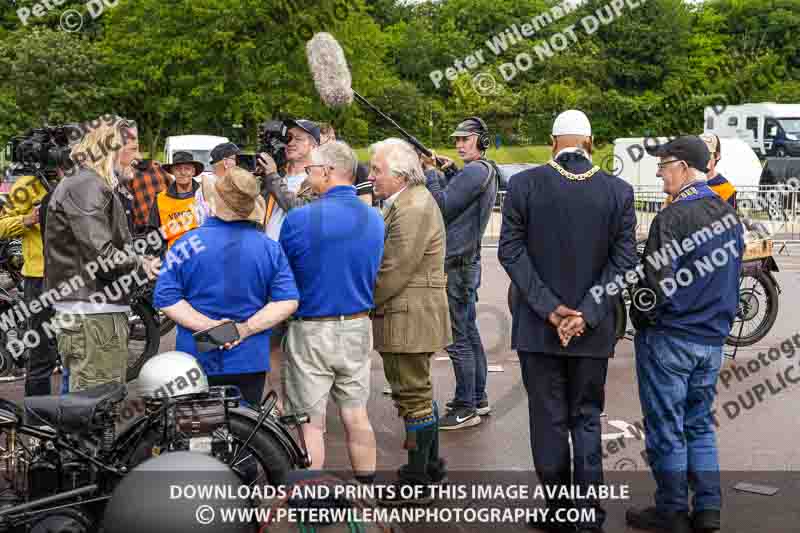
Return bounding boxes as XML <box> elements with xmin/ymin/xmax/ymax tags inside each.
<box><xmin>627</xmin><ymin>136</ymin><xmax>743</xmax><ymax>533</ymax></box>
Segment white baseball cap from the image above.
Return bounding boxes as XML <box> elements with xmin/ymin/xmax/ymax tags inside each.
<box><xmin>552</xmin><ymin>110</ymin><xmax>592</xmax><ymax>137</ymax></box>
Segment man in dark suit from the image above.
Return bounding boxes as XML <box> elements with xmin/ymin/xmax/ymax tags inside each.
<box><xmin>498</xmin><ymin>110</ymin><xmax>638</xmax><ymax>533</ymax></box>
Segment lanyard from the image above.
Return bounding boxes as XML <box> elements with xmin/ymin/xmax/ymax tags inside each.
<box><xmin>672</xmin><ymin>181</ymin><xmax>715</xmax><ymax>203</ymax></box>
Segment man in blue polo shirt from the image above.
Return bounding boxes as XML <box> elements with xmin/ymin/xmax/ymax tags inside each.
<box><xmin>279</xmin><ymin>140</ymin><xmax>384</xmax><ymax>483</ymax></box>
<box><xmin>154</xmin><ymin>167</ymin><xmax>299</xmax><ymax>406</ymax></box>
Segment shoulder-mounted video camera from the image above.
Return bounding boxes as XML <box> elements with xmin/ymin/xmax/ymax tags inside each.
<box><xmin>6</xmin><ymin>124</ymin><xmax>81</xmax><ymax>177</ymax></box>
<box><xmin>257</xmin><ymin>120</ymin><xmax>289</xmax><ymax>174</ymax></box>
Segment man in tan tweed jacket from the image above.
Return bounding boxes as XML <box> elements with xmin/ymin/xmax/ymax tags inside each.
<box><xmin>368</xmin><ymin>138</ymin><xmax>452</xmax><ymax>506</ymax></box>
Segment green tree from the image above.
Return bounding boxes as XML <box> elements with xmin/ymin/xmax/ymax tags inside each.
<box><xmin>0</xmin><ymin>27</ymin><xmax>108</xmax><ymax>140</ymax></box>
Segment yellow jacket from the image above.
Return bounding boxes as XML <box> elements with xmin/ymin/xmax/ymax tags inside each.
<box><xmin>0</xmin><ymin>175</ymin><xmax>47</xmax><ymax>277</ymax></box>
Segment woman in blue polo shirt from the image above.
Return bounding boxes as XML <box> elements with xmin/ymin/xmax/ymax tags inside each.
<box><xmin>154</xmin><ymin>167</ymin><xmax>299</xmax><ymax>405</ymax></box>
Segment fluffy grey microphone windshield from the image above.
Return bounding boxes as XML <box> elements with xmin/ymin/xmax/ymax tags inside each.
<box><xmin>306</xmin><ymin>32</ymin><xmax>354</xmax><ymax>107</ymax></box>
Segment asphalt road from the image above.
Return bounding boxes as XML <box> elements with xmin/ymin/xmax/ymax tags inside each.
<box><xmin>4</xmin><ymin>248</ymin><xmax>799</xmax><ymax>532</ymax></box>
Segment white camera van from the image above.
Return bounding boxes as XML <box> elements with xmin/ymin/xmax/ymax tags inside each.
<box><xmin>703</xmin><ymin>102</ymin><xmax>800</xmax><ymax>158</ymax></box>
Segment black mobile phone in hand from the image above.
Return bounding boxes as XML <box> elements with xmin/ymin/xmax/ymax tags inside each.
<box><xmin>193</xmin><ymin>321</ymin><xmax>240</xmax><ymax>352</ymax></box>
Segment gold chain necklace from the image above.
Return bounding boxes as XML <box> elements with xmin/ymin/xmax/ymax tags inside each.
<box><xmin>547</xmin><ymin>160</ymin><xmax>601</xmax><ymax>181</ymax></box>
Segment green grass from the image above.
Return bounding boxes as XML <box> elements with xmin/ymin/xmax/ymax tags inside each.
<box><xmin>354</xmin><ymin>144</ymin><xmax>614</xmax><ymax>165</ymax></box>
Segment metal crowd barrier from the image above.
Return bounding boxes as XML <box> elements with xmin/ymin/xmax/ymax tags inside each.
<box><xmin>483</xmin><ymin>186</ymin><xmax>800</xmax><ymax>250</ymax></box>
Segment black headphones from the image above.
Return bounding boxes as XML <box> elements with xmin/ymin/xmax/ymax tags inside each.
<box><xmin>464</xmin><ymin>116</ymin><xmax>490</xmax><ymax>152</ymax></box>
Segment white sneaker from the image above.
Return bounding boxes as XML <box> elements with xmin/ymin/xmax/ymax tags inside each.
<box><xmin>382</xmin><ymin>385</ymin><xmax>392</xmax><ymax>395</ymax></box>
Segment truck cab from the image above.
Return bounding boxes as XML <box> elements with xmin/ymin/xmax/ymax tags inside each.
<box><xmin>704</xmin><ymin>103</ymin><xmax>800</xmax><ymax>158</ymax></box>
<box><xmin>764</xmin><ymin>116</ymin><xmax>800</xmax><ymax>157</ymax></box>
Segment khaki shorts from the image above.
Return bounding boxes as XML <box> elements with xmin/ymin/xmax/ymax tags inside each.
<box><xmin>55</xmin><ymin>311</ymin><xmax>129</xmax><ymax>392</ymax></box>
<box><xmin>282</xmin><ymin>317</ymin><xmax>372</xmax><ymax>417</ymax></box>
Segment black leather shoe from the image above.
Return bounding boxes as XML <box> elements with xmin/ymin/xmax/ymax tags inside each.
<box><xmin>626</xmin><ymin>506</ymin><xmax>691</xmax><ymax>533</ymax></box>
<box><xmin>691</xmin><ymin>509</ymin><xmax>720</xmax><ymax>532</ymax></box>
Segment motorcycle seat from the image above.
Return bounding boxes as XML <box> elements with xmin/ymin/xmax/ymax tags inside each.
<box><xmin>23</xmin><ymin>383</ymin><xmax>126</xmax><ymax>434</ymax></box>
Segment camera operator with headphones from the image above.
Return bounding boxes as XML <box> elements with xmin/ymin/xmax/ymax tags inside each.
<box><xmin>426</xmin><ymin>116</ymin><xmax>499</xmax><ymax>430</ymax></box>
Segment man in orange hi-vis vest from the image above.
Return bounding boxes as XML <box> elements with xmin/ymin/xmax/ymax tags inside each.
<box><xmin>149</xmin><ymin>151</ymin><xmax>203</xmax><ymax>248</ymax></box>
<box><xmin>700</xmin><ymin>133</ymin><xmax>737</xmax><ymax>208</ymax></box>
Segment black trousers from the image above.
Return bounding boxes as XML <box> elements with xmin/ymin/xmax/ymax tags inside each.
<box><xmin>24</xmin><ymin>277</ymin><xmax>58</xmax><ymax>397</ymax></box>
<box><xmin>208</xmin><ymin>372</ymin><xmax>266</xmax><ymax>407</ymax></box>
<box><xmin>518</xmin><ymin>351</ymin><xmax>609</xmax><ymax>528</ymax></box>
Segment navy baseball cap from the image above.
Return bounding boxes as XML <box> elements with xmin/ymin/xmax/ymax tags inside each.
<box><xmin>210</xmin><ymin>142</ymin><xmax>240</xmax><ymax>165</ymax></box>
<box><xmin>286</xmin><ymin>119</ymin><xmax>321</xmax><ymax>145</ymax></box>
<box><xmin>646</xmin><ymin>135</ymin><xmax>710</xmax><ymax>173</ymax></box>
<box><xmin>450</xmin><ymin>117</ymin><xmax>486</xmax><ymax>137</ymax></box>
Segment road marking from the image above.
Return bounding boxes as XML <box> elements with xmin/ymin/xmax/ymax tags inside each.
<box><xmin>602</xmin><ymin>419</ymin><xmax>646</xmax><ymax>441</ymax></box>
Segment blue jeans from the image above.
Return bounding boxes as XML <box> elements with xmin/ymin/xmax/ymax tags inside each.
<box><xmin>634</xmin><ymin>329</ymin><xmax>723</xmax><ymax>514</ymax></box>
<box><xmin>445</xmin><ymin>259</ymin><xmax>487</xmax><ymax>409</ymax></box>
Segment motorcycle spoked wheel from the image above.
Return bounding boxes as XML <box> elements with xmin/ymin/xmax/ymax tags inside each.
<box><xmin>28</xmin><ymin>508</ymin><xmax>94</xmax><ymax>533</ymax></box>
<box><xmin>127</xmin><ymin>411</ymin><xmax>293</xmax><ymax>490</ymax></box>
<box><xmin>126</xmin><ymin>302</ymin><xmax>160</xmax><ymax>382</ymax></box>
<box><xmin>726</xmin><ymin>270</ymin><xmax>780</xmax><ymax>347</ymax></box>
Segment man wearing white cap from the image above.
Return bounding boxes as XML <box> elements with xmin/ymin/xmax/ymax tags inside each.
<box><xmin>498</xmin><ymin>110</ymin><xmax>638</xmax><ymax>533</ymax></box>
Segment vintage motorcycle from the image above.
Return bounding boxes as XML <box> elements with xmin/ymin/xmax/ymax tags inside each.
<box><xmin>0</xmin><ymin>350</ymin><xmax>310</xmax><ymax>532</ymax></box>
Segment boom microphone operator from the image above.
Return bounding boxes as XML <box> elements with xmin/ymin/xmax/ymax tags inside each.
<box><xmin>306</xmin><ymin>32</ymin><xmax>445</xmax><ymax>166</ymax></box>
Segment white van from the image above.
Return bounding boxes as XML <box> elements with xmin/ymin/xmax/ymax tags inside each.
<box><xmin>163</xmin><ymin>135</ymin><xmax>230</xmax><ymax>175</ymax></box>
<box><xmin>703</xmin><ymin>102</ymin><xmax>800</xmax><ymax>158</ymax></box>
<box><xmin>613</xmin><ymin>137</ymin><xmax>762</xmax><ymax>188</ymax></box>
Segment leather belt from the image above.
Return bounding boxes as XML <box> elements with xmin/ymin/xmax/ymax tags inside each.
<box><xmin>293</xmin><ymin>311</ymin><xmax>370</xmax><ymax>322</ymax></box>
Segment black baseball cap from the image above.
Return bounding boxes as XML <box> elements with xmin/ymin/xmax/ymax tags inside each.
<box><xmin>286</xmin><ymin>119</ymin><xmax>321</xmax><ymax>145</ymax></box>
<box><xmin>210</xmin><ymin>142</ymin><xmax>240</xmax><ymax>165</ymax></box>
<box><xmin>646</xmin><ymin>135</ymin><xmax>710</xmax><ymax>173</ymax></box>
